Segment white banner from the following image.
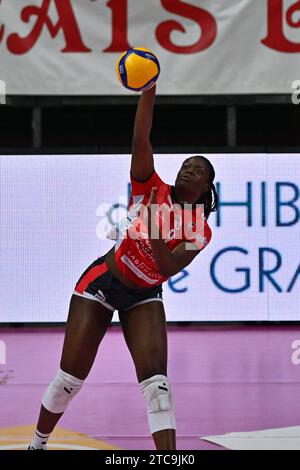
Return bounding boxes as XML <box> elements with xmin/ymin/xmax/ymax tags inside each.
<box><xmin>0</xmin><ymin>153</ymin><xmax>299</xmax><ymax>322</ymax></box>
<box><xmin>0</xmin><ymin>0</ymin><xmax>300</xmax><ymax>95</ymax></box>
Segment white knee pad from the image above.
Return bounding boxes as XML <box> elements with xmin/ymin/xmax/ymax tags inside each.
<box><xmin>140</xmin><ymin>374</ymin><xmax>176</xmax><ymax>434</ymax></box>
<box><xmin>42</xmin><ymin>368</ymin><xmax>84</xmax><ymax>414</ymax></box>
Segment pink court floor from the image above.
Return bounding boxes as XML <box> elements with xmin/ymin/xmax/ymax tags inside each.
<box><xmin>1</xmin><ymin>325</ymin><xmax>300</xmax><ymax>450</ymax></box>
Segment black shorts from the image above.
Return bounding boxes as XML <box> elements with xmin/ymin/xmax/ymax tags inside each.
<box><xmin>73</xmin><ymin>255</ymin><xmax>163</xmax><ymax>312</ymax></box>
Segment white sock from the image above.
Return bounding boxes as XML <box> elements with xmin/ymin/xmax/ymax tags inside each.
<box><xmin>30</xmin><ymin>429</ymin><xmax>50</xmax><ymax>449</ymax></box>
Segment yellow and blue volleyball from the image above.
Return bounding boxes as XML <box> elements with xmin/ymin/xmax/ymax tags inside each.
<box><xmin>116</xmin><ymin>47</ymin><xmax>160</xmax><ymax>92</ymax></box>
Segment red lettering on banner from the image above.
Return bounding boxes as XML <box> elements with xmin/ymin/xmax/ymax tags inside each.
<box><xmin>261</xmin><ymin>0</ymin><xmax>300</xmax><ymax>52</ymax></box>
<box><xmin>156</xmin><ymin>0</ymin><xmax>217</xmax><ymax>53</ymax></box>
<box><xmin>0</xmin><ymin>0</ymin><xmax>4</xmax><ymax>45</ymax></box>
<box><xmin>7</xmin><ymin>0</ymin><xmax>91</xmax><ymax>55</ymax></box>
<box><xmin>104</xmin><ymin>0</ymin><xmax>132</xmax><ymax>52</ymax></box>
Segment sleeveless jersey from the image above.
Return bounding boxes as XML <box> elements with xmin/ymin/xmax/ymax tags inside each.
<box><xmin>107</xmin><ymin>170</ymin><xmax>212</xmax><ymax>287</ymax></box>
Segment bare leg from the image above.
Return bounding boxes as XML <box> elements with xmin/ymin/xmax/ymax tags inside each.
<box><xmin>119</xmin><ymin>301</ymin><xmax>176</xmax><ymax>450</ymax></box>
<box><xmin>36</xmin><ymin>294</ymin><xmax>113</xmax><ymax>434</ymax></box>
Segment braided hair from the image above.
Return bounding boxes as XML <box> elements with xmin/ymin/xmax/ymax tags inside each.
<box><xmin>192</xmin><ymin>155</ymin><xmax>219</xmax><ymax>220</ymax></box>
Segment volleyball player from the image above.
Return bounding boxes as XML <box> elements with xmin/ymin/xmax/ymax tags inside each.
<box><xmin>29</xmin><ymin>85</ymin><xmax>218</xmax><ymax>451</ymax></box>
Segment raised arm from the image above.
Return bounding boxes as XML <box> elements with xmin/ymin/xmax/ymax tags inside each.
<box><xmin>131</xmin><ymin>85</ymin><xmax>156</xmax><ymax>181</ymax></box>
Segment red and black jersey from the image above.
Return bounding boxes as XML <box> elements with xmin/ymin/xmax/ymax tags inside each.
<box><xmin>107</xmin><ymin>170</ymin><xmax>212</xmax><ymax>287</ymax></box>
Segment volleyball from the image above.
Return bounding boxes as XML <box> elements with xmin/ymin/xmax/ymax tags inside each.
<box><xmin>116</xmin><ymin>47</ymin><xmax>160</xmax><ymax>92</ymax></box>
